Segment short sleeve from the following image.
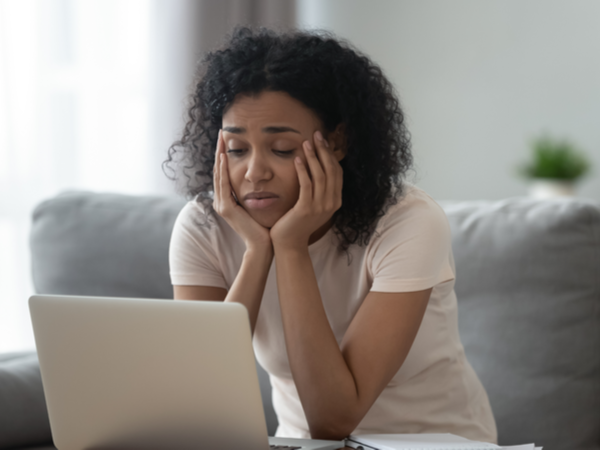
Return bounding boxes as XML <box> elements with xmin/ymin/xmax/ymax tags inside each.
<box><xmin>368</xmin><ymin>190</ymin><xmax>455</xmax><ymax>293</ymax></box>
<box><xmin>169</xmin><ymin>201</ymin><xmax>228</xmax><ymax>289</ymax></box>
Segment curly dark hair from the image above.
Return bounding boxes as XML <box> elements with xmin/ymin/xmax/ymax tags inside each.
<box><xmin>164</xmin><ymin>27</ymin><xmax>412</xmax><ymax>250</ymax></box>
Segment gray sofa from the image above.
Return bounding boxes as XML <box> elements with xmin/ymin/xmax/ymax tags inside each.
<box><xmin>0</xmin><ymin>191</ymin><xmax>598</xmax><ymax>450</ymax></box>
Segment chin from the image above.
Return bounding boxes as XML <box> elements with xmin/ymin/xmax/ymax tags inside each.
<box><xmin>256</xmin><ymin>217</ymin><xmax>279</xmax><ymax>229</ymax></box>
<box><xmin>246</xmin><ymin>210</ymin><xmax>281</xmax><ymax>229</ymax></box>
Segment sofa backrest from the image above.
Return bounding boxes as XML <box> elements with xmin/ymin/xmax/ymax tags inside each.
<box><xmin>442</xmin><ymin>198</ymin><xmax>600</xmax><ymax>450</ymax></box>
<box><xmin>31</xmin><ymin>191</ymin><xmax>186</xmax><ymax>300</ymax></box>
<box><xmin>30</xmin><ymin>192</ymin><xmax>600</xmax><ymax>449</ymax></box>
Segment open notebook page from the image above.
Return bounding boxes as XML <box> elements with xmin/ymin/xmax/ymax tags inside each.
<box><xmin>345</xmin><ymin>433</ymin><xmax>501</xmax><ymax>450</ymax></box>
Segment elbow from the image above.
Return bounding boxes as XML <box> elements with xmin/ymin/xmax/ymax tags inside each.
<box><xmin>310</xmin><ymin>428</ymin><xmax>351</xmax><ymax>442</ymax></box>
<box><xmin>309</xmin><ymin>417</ymin><xmax>358</xmax><ymax>442</ymax></box>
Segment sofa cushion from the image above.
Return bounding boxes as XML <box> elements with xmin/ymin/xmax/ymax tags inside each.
<box><xmin>31</xmin><ymin>191</ymin><xmax>186</xmax><ymax>299</ymax></box>
<box><xmin>0</xmin><ymin>352</ymin><xmax>52</xmax><ymax>449</ymax></box>
<box><xmin>442</xmin><ymin>198</ymin><xmax>600</xmax><ymax>450</ymax></box>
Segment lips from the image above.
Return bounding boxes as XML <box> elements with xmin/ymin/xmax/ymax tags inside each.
<box><xmin>243</xmin><ymin>191</ymin><xmax>279</xmax><ymax>209</ymax></box>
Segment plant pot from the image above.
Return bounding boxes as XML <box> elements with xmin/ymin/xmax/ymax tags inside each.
<box><xmin>528</xmin><ymin>179</ymin><xmax>575</xmax><ymax>199</ymax></box>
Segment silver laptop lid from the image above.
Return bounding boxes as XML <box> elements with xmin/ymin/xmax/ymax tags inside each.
<box><xmin>30</xmin><ymin>295</ymin><xmax>269</xmax><ymax>450</ymax></box>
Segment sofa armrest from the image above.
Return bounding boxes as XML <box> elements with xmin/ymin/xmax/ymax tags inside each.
<box><xmin>0</xmin><ymin>352</ymin><xmax>52</xmax><ymax>449</ymax></box>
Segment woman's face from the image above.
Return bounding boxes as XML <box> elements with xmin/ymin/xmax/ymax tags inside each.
<box><xmin>221</xmin><ymin>91</ymin><xmax>334</xmax><ymax>228</ymax></box>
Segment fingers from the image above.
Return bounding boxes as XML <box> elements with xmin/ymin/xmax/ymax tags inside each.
<box><xmin>313</xmin><ymin>130</ymin><xmax>339</xmax><ymax>201</ymax></box>
<box><xmin>213</xmin><ymin>130</ymin><xmax>222</xmax><ymax>206</ymax></box>
<box><xmin>219</xmin><ymin>143</ymin><xmax>236</xmax><ymax>207</ymax></box>
<box><xmin>294</xmin><ymin>156</ymin><xmax>312</xmax><ymax>206</ymax></box>
<box><xmin>213</xmin><ymin>130</ymin><xmax>237</xmax><ymax>215</ymax></box>
<box><xmin>310</xmin><ymin>131</ymin><xmax>343</xmax><ymax>211</ymax></box>
<box><xmin>303</xmin><ymin>140</ymin><xmax>325</xmax><ymax>201</ymax></box>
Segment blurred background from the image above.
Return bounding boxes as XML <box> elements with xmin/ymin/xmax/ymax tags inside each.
<box><xmin>1</xmin><ymin>0</ymin><xmax>599</xmax><ymax>352</ymax></box>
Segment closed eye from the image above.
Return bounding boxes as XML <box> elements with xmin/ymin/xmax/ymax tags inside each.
<box><xmin>273</xmin><ymin>149</ymin><xmax>295</xmax><ymax>156</ymax></box>
<box><xmin>226</xmin><ymin>148</ymin><xmax>294</xmax><ymax>157</ymax></box>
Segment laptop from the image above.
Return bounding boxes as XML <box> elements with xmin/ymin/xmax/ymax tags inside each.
<box><xmin>29</xmin><ymin>295</ymin><xmax>344</xmax><ymax>450</ymax></box>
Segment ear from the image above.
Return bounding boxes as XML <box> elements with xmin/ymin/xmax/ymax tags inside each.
<box><xmin>327</xmin><ymin>123</ymin><xmax>347</xmax><ymax>162</ymax></box>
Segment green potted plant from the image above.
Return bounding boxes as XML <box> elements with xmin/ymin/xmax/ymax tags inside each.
<box><xmin>519</xmin><ymin>136</ymin><xmax>591</xmax><ymax>199</ymax></box>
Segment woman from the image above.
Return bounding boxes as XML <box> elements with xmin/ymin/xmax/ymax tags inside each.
<box><xmin>165</xmin><ymin>27</ymin><xmax>497</xmax><ymax>443</ymax></box>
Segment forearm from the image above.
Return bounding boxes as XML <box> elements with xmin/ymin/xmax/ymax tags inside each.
<box><xmin>225</xmin><ymin>245</ymin><xmax>273</xmax><ymax>332</ymax></box>
<box><xmin>274</xmin><ymin>246</ymin><xmax>362</xmax><ymax>438</ymax></box>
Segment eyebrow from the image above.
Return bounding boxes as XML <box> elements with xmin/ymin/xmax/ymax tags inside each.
<box><xmin>222</xmin><ymin>126</ymin><xmax>301</xmax><ymax>134</ymax></box>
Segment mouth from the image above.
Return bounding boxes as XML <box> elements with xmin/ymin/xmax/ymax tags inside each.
<box><xmin>243</xmin><ymin>191</ymin><xmax>279</xmax><ymax>209</ymax></box>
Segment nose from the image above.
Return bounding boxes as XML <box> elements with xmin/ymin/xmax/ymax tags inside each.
<box><xmin>244</xmin><ymin>149</ymin><xmax>273</xmax><ymax>184</ymax></box>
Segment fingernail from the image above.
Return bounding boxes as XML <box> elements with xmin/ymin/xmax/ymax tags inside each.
<box><xmin>315</xmin><ymin>131</ymin><xmax>323</xmax><ymax>141</ymax></box>
<box><xmin>304</xmin><ymin>141</ymin><xmax>312</xmax><ymax>150</ymax></box>
<box><xmin>295</xmin><ymin>157</ymin><xmax>301</xmax><ymax>164</ymax></box>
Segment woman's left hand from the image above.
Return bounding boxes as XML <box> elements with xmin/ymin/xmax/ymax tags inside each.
<box><xmin>270</xmin><ymin>130</ymin><xmax>343</xmax><ymax>250</ymax></box>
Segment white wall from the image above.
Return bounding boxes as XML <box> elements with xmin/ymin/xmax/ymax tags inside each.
<box><xmin>0</xmin><ymin>0</ymin><xmax>298</xmax><ymax>353</ymax></box>
<box><xmin>296</xmin><ymin>0</ymin><xmax>600</xmax><ymax>201</ymax></box>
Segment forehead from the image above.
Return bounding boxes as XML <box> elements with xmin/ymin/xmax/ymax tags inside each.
<box><xmin>222</xmin><ymin>91</ymin><xmax>322</xmax><ymax>130</ymax></box>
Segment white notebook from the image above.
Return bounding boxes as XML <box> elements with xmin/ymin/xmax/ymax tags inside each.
<box><xmin>345</xmin><ymin>433</ymin><xmax>501</xmax><ymax>450</ymax></box>
<box><xmin>345</xmin><ymin>434</ymin><xmax>541</xmax><ymax>450</ymax></box>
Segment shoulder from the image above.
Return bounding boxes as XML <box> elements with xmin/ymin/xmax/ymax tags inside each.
<box><xmin>366</xmin><ymin>184</ymin><xmax>455</xmax><ymax>291</ymax></box>
<box><xmin>171</xmin><ymin>198</ymin><xmax>236</xmax><ymax>246</ymax></box>
<box><xmin>174</xmin><ymin>199</ymin><xmax>213</xmax><ymax>229</ymax></box>
<box><xmin>374</xmin><ymin>183</ymin><xmax>450</xmax><ymax>239</ymax></box>
<box><xmin>169</xmin><ymin>199</ymin><xmax>236</xmax><ymax>288</ymax></box>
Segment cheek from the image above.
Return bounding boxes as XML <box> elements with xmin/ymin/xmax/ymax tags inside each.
<box><xmin>225</xmin><ymin>162</ymin><xmax>244</xmax><ymax>194</ymax></box>
<box><xmin>281</xmin><ymin>164</ymin><xmax>301</xmax><ymax>199</ymax></box>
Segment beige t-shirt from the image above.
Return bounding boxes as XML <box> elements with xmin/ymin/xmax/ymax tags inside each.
<box><xmin>169</xmin><ymin>184</ymin><xmax>497</xmax><ymax>443</ymax></box>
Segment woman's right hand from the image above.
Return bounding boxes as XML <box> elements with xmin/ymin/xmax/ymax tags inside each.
<box><xmin>213</xmin><ymin>130</ymin><xmax>272</xmax><ymax>251</ymax></box>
